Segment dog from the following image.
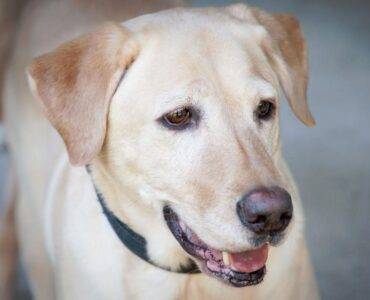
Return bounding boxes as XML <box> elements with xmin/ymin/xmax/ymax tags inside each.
<box><xmin>0</xmin><ymin>1</ymin><xmax>319</xmax><ymax>299</ymax></box>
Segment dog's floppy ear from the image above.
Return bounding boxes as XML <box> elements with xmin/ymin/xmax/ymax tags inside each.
<box><xmin>27</xmin><ymin>23</ymin><xmax>138</xmax><ymax>165</ymax></box>
<box><xmin>251</xmin><ymin>8</ymin><xmax>315</xmax><ymax>126</ymax></box>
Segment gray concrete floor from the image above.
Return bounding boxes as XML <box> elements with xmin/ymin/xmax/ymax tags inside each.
<box><xmin>1</xmin><ymin>0</ymin><xmax>370</xmax><ymax>299</ymax></box>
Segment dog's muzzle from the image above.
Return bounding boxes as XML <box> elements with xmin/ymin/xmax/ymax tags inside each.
<box><xmin>162</xmin><ymin>186</ymin><xmax>293</xmax><ymax>287</ymax></box>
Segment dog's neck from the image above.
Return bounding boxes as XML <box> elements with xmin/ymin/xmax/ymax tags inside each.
<box><xmin>86</xmin><ymin>162</ymin><xmax>199</xmax><ymax>274</ymax></box>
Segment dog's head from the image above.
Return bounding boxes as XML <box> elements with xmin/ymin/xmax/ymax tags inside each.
<box><xmin>28</xmin><ymin>4</ymin><xmax>314</xmax><ymax>287</ymax></box>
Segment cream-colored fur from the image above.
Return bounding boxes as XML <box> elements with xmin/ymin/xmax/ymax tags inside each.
<box><xmin>1</xmin><ymin>1</ymin><xmax>319</xmax><ymax>299</ymax></box>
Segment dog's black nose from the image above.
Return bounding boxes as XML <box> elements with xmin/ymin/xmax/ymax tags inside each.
<box><xmin>236</xmin><ymin>187</ymin><xmax>293</xmax><ymax>235</ymax></box>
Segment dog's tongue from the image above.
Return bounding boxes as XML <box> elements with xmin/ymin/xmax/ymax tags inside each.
<box><xmin>229</xmin><ymin>244</ymin><xmax>268</xmax><ymax>273</ymax></box>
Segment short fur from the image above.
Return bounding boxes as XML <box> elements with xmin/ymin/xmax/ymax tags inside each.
<box><xmin>0</xmin><ymin>1</ymin><xmax>319</xmax><ymax>299</ymax></box>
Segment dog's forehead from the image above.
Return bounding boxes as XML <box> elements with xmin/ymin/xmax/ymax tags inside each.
<box><xmin>120</xmin><ymin>7</ymin><xmax>276</xmax><ymax>107</ymax></box>
<box><xmin>124</xmin><ymin>5</ymin><xmax>267</xmax><ymax>43</ymax></box>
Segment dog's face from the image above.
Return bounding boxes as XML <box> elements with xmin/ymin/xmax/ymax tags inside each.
<box><xmin>28</xmin><ymin>4</ymin><xmax>314</xmax><ymax>287</ymax></box>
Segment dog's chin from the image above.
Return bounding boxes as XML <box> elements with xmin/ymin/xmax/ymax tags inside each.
<box><xmin>163</xmin><ymin>206</ymin><xmax>273</xmax><ymax>287</ymax></box>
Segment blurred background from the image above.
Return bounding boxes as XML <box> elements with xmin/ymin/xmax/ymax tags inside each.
<box><xmin>1</xmin><ymin>0</ymin><xmax>369</xmax><ymax>299</ymax></box>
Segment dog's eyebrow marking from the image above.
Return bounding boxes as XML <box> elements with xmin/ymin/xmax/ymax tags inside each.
<box><xmin>247</xmin><ymin>78</ymin><xmax>277</xmax><ymax>102</ymax></box>
<box><xmin>153</xmin><ymin>78</ymin><xmax>211</xmax><ymax>117</ymax></box>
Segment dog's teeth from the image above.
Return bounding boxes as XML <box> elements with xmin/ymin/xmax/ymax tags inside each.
<box><xmin>222</xmin><ymin>251</ymin><xmax>230</xmax><ymax>266</ymax></box>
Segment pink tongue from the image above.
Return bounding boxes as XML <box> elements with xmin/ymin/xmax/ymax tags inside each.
<box><xmin>229</xmin><ymin>244</ymin><xmax>268</xmax><ymax>273</ymax></box>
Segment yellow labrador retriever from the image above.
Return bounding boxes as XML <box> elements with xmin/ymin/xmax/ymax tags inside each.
<box><xmin>0</xmin><ymin>0</ymin><xmax>319</xmax><ymax>299</ymax></box>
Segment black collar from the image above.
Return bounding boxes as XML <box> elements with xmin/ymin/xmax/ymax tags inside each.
<box><xmin>86</xmin><ymin>166</ymin><xmax>200</xmax><ymax>274</ymax></box>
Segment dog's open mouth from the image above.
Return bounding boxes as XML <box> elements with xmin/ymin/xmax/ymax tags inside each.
<box><xmin>163</xmin><ymin>206</ymin><xmax>268</xmax><ymax>287</ymax></box>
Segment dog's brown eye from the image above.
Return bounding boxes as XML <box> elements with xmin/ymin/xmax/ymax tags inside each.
<box><xmin>164</xmin><ymin>107</ymin><xmax>191</xmax><ymax>126</ymax></box>
<box><xmin>255</xmin><ymin>100</ymin><xmax>275</xmax><ymax>120</ymax></box>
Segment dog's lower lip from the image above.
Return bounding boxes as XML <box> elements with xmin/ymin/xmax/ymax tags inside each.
<box><xmin>163</xmin><ymin>206</ymin><xmax>267</xmax><ymax>287</ymax></box>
